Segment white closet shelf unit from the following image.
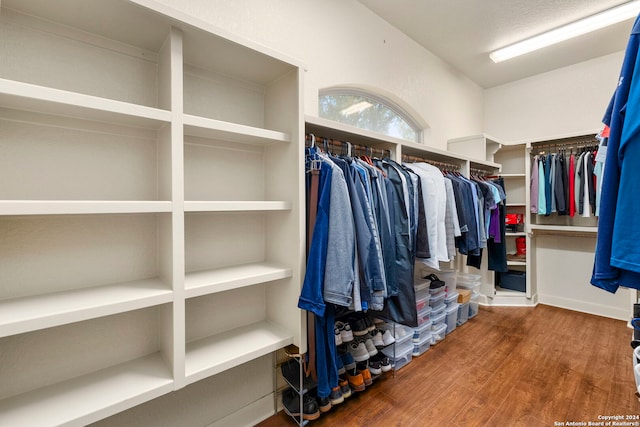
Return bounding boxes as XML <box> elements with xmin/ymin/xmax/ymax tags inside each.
<box><xmin>305</xmin><ymin>115</ymin><xmax>501</xmax><ymax>173</ymax></box>
<box><xmin>0</xmin><ymin>0</ymin><xmax>305</xmax><ymax>425</ymax></box>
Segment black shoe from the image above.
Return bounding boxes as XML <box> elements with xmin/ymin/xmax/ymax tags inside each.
<box><xmin>425</xmin><ymin>274</ymin><xmax>445</xmax><ymax>289</ymax></box>
<box><xmin>350</xmin><ymin>316</ymin><xmax>369</xmax><ymax>337</ymax></box>
<box><xmin>329</xmin><ymin>386</ymin><xmax>344</xmax><ymax>405</ymax></box>
<box><xmin>282</xmin><ymin>388</ymin><xmax>320</xmax><ymax>421</ymax></box>
<box><xmin>317</xmin><ymin>395</ymin><xmax>332</xmax><ymax>413</ymax></box>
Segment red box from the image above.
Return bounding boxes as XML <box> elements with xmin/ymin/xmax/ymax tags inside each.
<box><xmin>505</xmin><ymin>214</ymin><xmax>523</xmax><ymax>225</ymax></box>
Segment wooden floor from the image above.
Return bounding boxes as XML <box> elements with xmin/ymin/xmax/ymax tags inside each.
<box><xmin>257</xmin><ymin>304</ymin><xmax>640</xmax><ymax>426</ymax></box>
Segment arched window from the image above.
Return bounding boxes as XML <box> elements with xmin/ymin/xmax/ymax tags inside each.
<box><xmin>319</xmin><ymin>87</ymin><xmax>422</xmax><ymax>143</ymax></box>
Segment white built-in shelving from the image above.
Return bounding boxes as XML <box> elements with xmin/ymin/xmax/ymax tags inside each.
<box><xmin>0</xmin><ymin>0</ymin><xmax>304</xmax><ymax>425</ymax></box>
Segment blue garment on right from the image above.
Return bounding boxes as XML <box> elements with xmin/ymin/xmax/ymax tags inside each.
<box><xmin>592</xmin><ymin>14</ymin><xmax>640</xmax><ymax>293</ymax></box>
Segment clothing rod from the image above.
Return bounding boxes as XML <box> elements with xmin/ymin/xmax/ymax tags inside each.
<box><xmin>401</xmin><ymin>154</ymin><xmax>461</xmax><ymax>171</ymax></box>
<box><xmin>470</xmin><ymin>167</ymin><xmax>492</xmax><ymax>176</ymax></box>
<box><xmin>305</xmin><ymin>133</ymin><xmax>392</xmax><ymax>158</ymax></box>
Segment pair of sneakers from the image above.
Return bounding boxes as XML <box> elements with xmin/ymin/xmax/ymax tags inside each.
<box><xmin>348</xmin><ymin>336</ymin><xmax>377</xmax><ymax>362</ymax></box>
<box><xmin>334</xmin><ymin>321</ymin><xmax>354</xmax><ymax>345</ymax></box>
<box><xmin>350</xmin><ymin>314</ymin><xmax>376</xmax><ymax>337</ymax></box>
<box><xmin>370</xmin><ymin>328</ymin><xmax>395</xmax><ymax>348</ymax></box>
<box><xmin>282</xmin><ymin>388</ymin><xmax>320</xmax><ymax>421</ymax></box>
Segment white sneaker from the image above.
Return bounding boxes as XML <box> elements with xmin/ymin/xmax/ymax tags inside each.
<box><xmin>371</xmin><ymin>330</ymin><xmax>385</xmax><ymax>348</ymax></box>
<box><xmin>381</xmin><ymin>330</ymin><xmax>396</xmax><ymax>346</ymax></box>
<box><xmin>335</xmin><ymin>321</ymin><xmax>354</xmax><ymax>342</ymax></box>
<box><xmin>363</xmin><ymin>338</ymin><xmax>378</xmax><ymax>356</ymax></box>
<box><xmin>335</xmin><ymin>326</ymin><xmax>342</xmax><ymax>346</ymax></box>
<box><xmin>349</xmin><ymin>341</ymin><xmax>370</xmax><ymax>362</ymax></box>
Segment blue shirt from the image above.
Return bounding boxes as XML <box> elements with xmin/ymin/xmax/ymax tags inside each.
<box><xmin>591</xmin><ymin>14</ymin><xmax>640</xmax><ymax>292</ymax></box>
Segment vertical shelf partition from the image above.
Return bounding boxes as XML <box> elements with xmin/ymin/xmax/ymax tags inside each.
<box><xmin>0</xmin><ymin>0</ymin><xmax>304</xmax><ymax>425</ymax></box>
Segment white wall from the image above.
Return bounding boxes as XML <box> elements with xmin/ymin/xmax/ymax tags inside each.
<box><xmin>484</xmin><ymin>51</ymin><xmax>624</xmax><ymax>144</ymax></box>
<box><xmin>154</xmin><ymin>0</ymin><xmax>485</xmax><ymax>149</ymax></box>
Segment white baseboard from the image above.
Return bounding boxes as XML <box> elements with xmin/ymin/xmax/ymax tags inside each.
<box><xmin>538</xmin><ymin>293</ymin><xmax>629</xmax><ymax>321</ymax></box>
<box><xmin>207</xmin><ymin>394</ymin><xmax>275</xmax><ymax>427</ymax></box>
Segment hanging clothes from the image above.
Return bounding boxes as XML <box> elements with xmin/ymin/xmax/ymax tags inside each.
<box><xmin>530</xmin><ymin>155</ymin><xmax>539</xmax><ymax>213</ymax></box>
<box><xmin>592</xmin><ymin>14</ymin><xmax>640</xmax><ymax>293</ymax></box>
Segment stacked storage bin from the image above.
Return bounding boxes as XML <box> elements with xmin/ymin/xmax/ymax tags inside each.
<box><xmin>381</xmin><ymin>323</ymin><xmax>414</xmax><ymax>371</ymax></box>
<box><xmin>457</xmin><ymin>273</ymin><xmax>482</xmax><ymax>320</ymax></box>
<box><xmin>444</xmin><ymin>291</ymin><xmax>459</xmax><ymax>334</ymax></box>
<box><xmin>412</xmin><ymin>277</ymin><xmax>433</xmax><ymax>356</ymax></box>
<box><xmin>429</xmin><ymin>283</ymin><xmax>447</xmax><ymax>345</ymax></box>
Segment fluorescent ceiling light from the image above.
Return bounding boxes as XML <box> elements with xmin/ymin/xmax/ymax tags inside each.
<box><xmin>490</xmin><ymin>1</ymin><xmax>640</xmax><ymax>63</ymax></box>
<box><xmin>340</xmin><ymin>101</ymin><xmax>373</xmax><ymax>116</ymax></box>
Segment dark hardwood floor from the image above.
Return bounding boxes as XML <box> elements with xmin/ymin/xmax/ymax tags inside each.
<box><xmin>257</xmin><ymin>304</ymin><xmax>640</xmax><ymax>426</ymax></box>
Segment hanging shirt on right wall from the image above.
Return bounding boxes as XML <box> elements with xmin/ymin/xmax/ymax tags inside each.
<box><xmin>591</xmin><ymin>14</ymin><xmax>640</xmax><ymax>293</ymax></box>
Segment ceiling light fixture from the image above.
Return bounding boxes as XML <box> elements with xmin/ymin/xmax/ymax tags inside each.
<box><xmin>490</xmin><ymin>0</ymin><xmax>640</xmax><ymax>63</ymax></box>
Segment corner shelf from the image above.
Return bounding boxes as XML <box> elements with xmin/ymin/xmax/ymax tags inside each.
<box><xmin>0</xmin><ymin>353</ymin><xmax>173</xmax><ymax>427</ymax></box>
<box><xmin>0</xmin><ymin>278</ymin><xmax>172</xmax><ymax>338</ymax></box>
<box><xmin>184</xmin><ymin>321</ymin><xmax>293</xmax><ymax>386</ymax></box>
<box><xmin>185</xmin><ymin>263</ymin><xmax>292</xmax><ymax>298</ymax></box>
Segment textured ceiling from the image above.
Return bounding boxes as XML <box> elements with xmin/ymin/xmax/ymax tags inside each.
<box><xmin>358</xmin><ymin>0</ymin><xmax>636</xmax><ymax>88</ymax></box>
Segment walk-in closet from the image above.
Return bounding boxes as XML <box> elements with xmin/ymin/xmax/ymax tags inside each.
<box><xmin>1</xmin><ymin>1</ymin><xmax>639</xmax><ymax>426</ymax></box>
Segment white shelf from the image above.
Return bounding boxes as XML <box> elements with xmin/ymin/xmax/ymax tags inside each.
<box><xmin>184</xmin><ymin>201</ymin><xmax>292</xmax><ymax>213</ymax></box>
<box><xmin>185</xmin><ymin>321</ymin><xmax>293</xmax><ymax>385</ymax></box>
<box><xmin>0</xmin><ymin>78</ymin><xmax>171</xmax><ymax>129</ymax></box>
<box><xmin>500</xmin><ymin>173</ymin><xmax>526</xmax><ymax>178</ymax></box>
<box><xmin>185</xmin><ymin>263</ymin><xmax>292</xmax><ymax>299</ymax></box>
<box><xmin>506</xmin><ymin>203</ymin><xmax>526</xmax><ymax>207</ymax></box>
<box><xmin>507</xmin><ymin>260</ymin><xmax>527</xmax><ymax>267</ymax></box>
<box><xmin>505</xmin><ymin>232</ymin><xmax>527</xmax><ymax>237</ymax></box>
<box><xmin>0</xmin><ymin>201</ymin><xmax>172</xmax><ymax>216</ymax></box>
<box><xmin>0</xmin><ymin>279</ymin><xmax>172</xmax><ymax>338</ymax></box>
<box><xmin>0</xmin><ymin>353</ymin><xmax>174</xmax><ymax>427</ymax></box>
<box><xmin>529</xmin><ymin>224</ymin><xmax>598</xmax><ymax>234</ymax></box>
<box><xmin>183</xmin><ymin>114</ymin><xmax>290</xmax><ymax>145</ymax></box>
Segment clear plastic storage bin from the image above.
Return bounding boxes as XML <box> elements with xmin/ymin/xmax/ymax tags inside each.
<box><xmin>415</xmin><ymin>294</ymin><xmax>431</xmax><ymax>312</ymax></box>
<box><xmin>413</xmin><ymin>319</ymin><xmax>432</xmax><ymax>342</ymax></box>
<box><xmin>429</xmin><ymin>291</ymin><xmax>446</xmax><ymax>306</ymax></box>
<box><xmin>382</xmin><ymin>345</ymin><xmax>413</xmax><ymax>371</ymax></box>
<box><xmin>445</xmin><ymin>303</ymin><xmax>459</xmax><ymax>334</ymax></box>
<box><xmin>414</xmin><ymin>281</ymin><xmax>430</xmax><ymax>302</ymax></box>
<box><xmin>416</xmin><ymin>305</ymin><xmax>433</xmax><ymax>326</ymax></box>
<box><xmin>457</xmin><ymin>301</ymin><xmax>469</xmax><ymax>325</ymax></box>
<box><xmin>412</xmin><ymin>333</ymin><xmax>432</xmax><ymax>357</ymax></box>
<box><xmin>431</xmin><ymin>310</ymin><xmax>446</xmax><ymax>328</ymax></box>
<box><xmin>469</xmin><ymin>293</ymin><xmax>481</xmax><ymax>319</ymax></box>
<box><xmin>430</xmin><ymin>302</ymin><xmax>446</xmax><ymax>317</ymax></box>
<box><xmin>445</xmin><ymin>292</ymin><xmax>459</xmax><ymax>306</ymax></box>
<box><xmin>431</xmin><ymin>323</ymin><xmax>447</xmax><ymax>344</ymax></box>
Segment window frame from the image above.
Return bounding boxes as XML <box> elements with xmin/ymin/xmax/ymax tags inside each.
<box><xmin>319</xmin><ymin>87</ymin><xmax>423</xmax><ymax>143</ymax></box>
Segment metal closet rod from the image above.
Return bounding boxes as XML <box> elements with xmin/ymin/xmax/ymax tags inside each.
<box><xmin>401</xmin><ymin>154</ymin><xmax>461</xmax><ymax>171</ymax></box>
<box><xmin>305</xmin><ymin>133</ymin><xmax>392</xmax><ymax>158</ymax></box>
<box><xmin>470</xmin><ymin>167</ymin><xmax>493</xmax><ymax>176</ymax></box>
<box><xmin>533</xmin><ymin>136</ymin><xmax>599</xmax><ymax>154</ymax></box>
